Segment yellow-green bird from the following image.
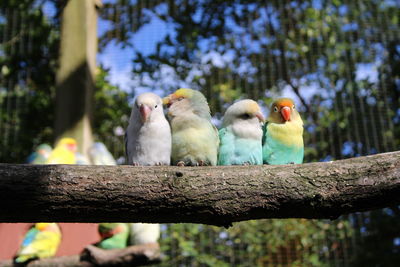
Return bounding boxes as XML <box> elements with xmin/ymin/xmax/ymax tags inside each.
<box><xmin>46</xmin><ymin>137</ymin><xmax>77</xmax><ymax>164</ymax></box>
<box><xmin>14</xmin><ymin>223</ymin><xmax>61</xmax><ymax>263</ymax></box>
<box><xmin>163</xmin><ymin>88</ymin><xmax>219</xmax><ymax>166</ymax></box>
<box><xmin>262</xmin><ymin>98</ymin><xmax>304</xmax><ymax>164</ymax></box>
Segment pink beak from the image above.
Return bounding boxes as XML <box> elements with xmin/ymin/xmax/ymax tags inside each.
<box><xmin>255</xmin><ymin>112</ymin><xmax>265</xmax><ymax>122</ymax></box>
<box><xmin>139</xmin><ymin>104</ymin><xmax>152</xmax><ymax>122</ymax></box>
<box><xmin>281</xmin><ymin>106</ymin><xmax>291</xmax><ymax>122</ymax></box>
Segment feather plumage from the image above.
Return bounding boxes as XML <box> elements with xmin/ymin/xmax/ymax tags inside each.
<box><xmin>125</xmin><ymin>92</ymin><xmax>171</xmax><ymax>165</ymax></box>
<box><xmin>97</xmin><ymin>223</ymin><xmax>129</xmax><ymax>249</ymax></box>
<box><xmin>26</xmin><ymin>144</ymin><xmax>52</xmax><ymax>164</ymax></box>
<box><xmin>46</xmin><ymin>138</ymin><xmax>77</xmax><ymax>164</ymax></box>
<box><xmin>218</xmin><ymin>99</ymin><xmax>264</xmax><ymax>165</ymax></box>
<box><xmin>89</xmin><ymin>142</ymin><xmax>117</xmax><ymax>165</ymax></box>
<box><xmin>262</xmin><ymin>98</ymin><xmax>304</xmax><ymax>164</ymax></box>
<box><xmin>15</xmin><ymin>223</ymin><xmax>61</xmax><ymax>263</ymax></box>
<box><xmin>163</xmin><ymin>88</ymin><xmax>219</xmax><ymax>166</ymax></box>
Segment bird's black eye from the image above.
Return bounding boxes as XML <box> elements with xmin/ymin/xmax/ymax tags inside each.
<box><xmin>292</xmin><ymin>105</ymin><xmax>295</xmax><ymax>109</ymax></box>
<box><xmin>155</xmin><ymin>105</ymin><xmax>158</xmax><ymax>108</ymax></box>
<box><xmin>178</xmin><ymin>97</ymin><xmax>184</xmax><ymax>101</ymax></box>
<box><xmin>241</xmin><ymin>113</ymin><xmax>251</xmax><ymax>119</ymax></box>
<box><xmin>274</xmin><ymin>106</ymin><xmax>278</xmax><ymax>112</ymax></box>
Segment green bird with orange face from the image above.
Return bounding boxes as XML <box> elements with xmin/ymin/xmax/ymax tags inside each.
<box><xmin>262</xmin><ymin>98</ymin><xmax>304</xmax><ymax>165</ymax></box>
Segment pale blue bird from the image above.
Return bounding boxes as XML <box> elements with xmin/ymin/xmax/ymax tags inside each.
<box><xmin>218</xmin><ymin>99</ymin><xmax>264</xmax><ymax>165</ymax></box>
<box><xmin>88</xmin><ymin>142</ymin><xmax>117</xmax><ymax>165</ymax></box>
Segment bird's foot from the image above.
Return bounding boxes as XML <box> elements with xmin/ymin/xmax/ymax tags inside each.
<box><xmin>155</xmin><ymin>162</ymin><xmax>163</xmax><ymax>166</ymax></box>
<box><xmin>289</xmin><ymin>162</ymin><xmax>295</xmax><ymax>164</ymax></box>
<box><xmin>177</xmin><ymin>161</ymin><xmax>185</xmax><ymax>167</ymax></box>
<box><xmin>242</xmin><ymin>162</ymin><xmax>250</xmax><ymax>166</ymax></box>
<box><xmin>197</xmin><ymin>160</ymin><xmax>208</xmax><ymax>166</ymax></box>
<box><xmin>132</xmin><ymin>162</ymin><xmax>141</xmax><ymax>166</ymax></box>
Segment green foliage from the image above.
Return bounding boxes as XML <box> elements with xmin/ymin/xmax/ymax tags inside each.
<box><xmin>160</xmin><ymin>219</ymin><xmax>353</xmax><ymax>266</ymax></box>
<box><xmin>93</xmin><ymin>66</ymin><xmax>130</xmax><ymax>160</ymax></box>
<box><xmin>0</xmin><ymin>0</ymin><xmax>59</xmax><ymax>162</ymax></box>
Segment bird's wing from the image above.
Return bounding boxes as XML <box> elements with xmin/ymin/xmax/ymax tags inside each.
<box><xmin>213</xmin><ymin>124</ymin><xmax>220</xmax><ymax>148</ymax></box>
<box><xmin>124</xmin><ymin>132</ymin><xmax>130</xmax><ymax>164</ymax></box>
<box><xmin>217</xmin><ymin>128</ymin><xmax>235</xmax><ymax>165</ymax></box>
<box><xmin>20</xmin><ymin>228</ymin><xmax>39</xmax><ymax>248</ymax></box>
<box><xmin>27</xmin><ymin>231</ymin><xmax>60</xmax><ymax>255</ymax></box>
<box><xmin>26</xmin><ymin>152</ymin><xmax>37</xmax><ymax>164</ymax></box>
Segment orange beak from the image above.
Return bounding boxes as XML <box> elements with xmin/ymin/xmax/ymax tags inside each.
<box><xmin>139</xmin><ymin>104</ymin><xmax>152</xmax><ymax>122</ymax></box>
<box><xmin>281</xmin><ymin>106</ymin><xmax>291</xmax><ymax>121</ymax></box>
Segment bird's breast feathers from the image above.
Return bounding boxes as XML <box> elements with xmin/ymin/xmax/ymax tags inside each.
<box><xmin>230</xmin><ymin>120</ymin><xmax>263</xmax><ymax>140</ymax></box>
<box><xmin>267</xmin><ymin>119</ymin><xmax>303</xmax><ymax>147</ymax></box>
<box><xmin>171</xmin><ymin>117</ymin><xmax>218</xmax><ymax>158</ymax></box>
<box><xmin>126</xmin><ymin>118</ymin><xmax>171</xmax><ymax>165</ymax></box>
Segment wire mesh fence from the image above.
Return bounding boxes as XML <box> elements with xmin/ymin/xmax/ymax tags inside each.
<box><xmin>0</xmin><ymin>0</ymin><xmax>399</xmax><ymax>266</ymax></box>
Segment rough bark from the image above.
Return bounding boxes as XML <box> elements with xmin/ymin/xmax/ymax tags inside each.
<box><xmin>0</xmin><ymin>151</ymin><xmax>399</xmax><ymax>226</ymax></box>
<box><xmin>81</xmin><ymin>243</ymin><xmax>161</xmax><ymax>266</ymax></box>
<box><xmin>0</xmin><ymin>243</ymin><xmax>161</xmax><ymax>267</ymax></box>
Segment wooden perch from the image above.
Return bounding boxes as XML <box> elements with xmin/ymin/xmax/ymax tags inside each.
<box><xmin>0</xmin><ymin>151</ymin><xmax>399</xmax><ymax>226</ymax></box>
<box><xmin>81</xmin><ymin>243</ymin><xmax>161</xmax><ymax>266</ymax></box>
<box><xmin>0</xmin><ymin>243</ymin><xmax>161</xmax><ymax>267</ymax></box>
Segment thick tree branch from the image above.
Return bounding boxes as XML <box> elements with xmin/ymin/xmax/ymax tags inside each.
<box><xmin>0</xmin><ymin>151</ymin><xmax>399</xmax><ymax>226</ymax></box>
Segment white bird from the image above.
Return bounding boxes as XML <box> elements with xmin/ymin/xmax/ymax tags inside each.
<box><xmin>129</xmin><ymin>223</ymin><xmax>160</xmax><ymax>245</ymax></box>
<box><xmin>125</xmin><ymin>92</ymin><xmax>172</xmax><ymax>166</ymax></box>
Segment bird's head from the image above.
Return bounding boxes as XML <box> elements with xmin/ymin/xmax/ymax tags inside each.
<box><xmin>98</xmin><ymin>223</ymin><xmax>126</xmax><ymax>238</ymax></box>
<box><xmin>57</xmin><ymin>138</ymin><xmax>77</xmax><ymax>152</ymax></box>
<box><xmin>163</xmin><ymin>88</ymin><xmax>211</xmax><ymax>119</ymax></box>
<box><xmin>91</xmin><ymin>142</ymin><xmax>107</xmax><ymax>153</ymax></box>
<box><xmin>35</xmin><ymin>223</ymin><xmax>60</xmax><ymax>233</ymax></box>
<box><xmin>36</xmin><ymin>144</ymin><xmax>52</xmax><ymax>157</ymax></box>
<box><xmin>222</xmin><ymin>99</ymin><xmax>264</xmax><ymax>126</ymax></box>
<box><xmin>134</xmin><ymin>92</ymin><xmax>163</xmax><ymax>123</ymax></box>
<box><xmin>268</xmin><ymin>98</ymin><xmax>301</xmax><ymax>123</ymax></box>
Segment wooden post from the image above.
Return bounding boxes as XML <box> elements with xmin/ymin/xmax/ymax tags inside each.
<box><xmin>55</xmin><ymin>0</ymin><xmax>101</xmax><ymax>156</ymax></box>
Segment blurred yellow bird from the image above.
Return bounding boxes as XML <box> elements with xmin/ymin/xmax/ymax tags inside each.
<box><xmin>46</xmin><ymin>137</ymin><xmax>77</xmax><ymax>164</ymax></box>
<box><xmin>15</xmin><ymin>223</ymin><xmax>62</xmax><ymax>263</ymax></box>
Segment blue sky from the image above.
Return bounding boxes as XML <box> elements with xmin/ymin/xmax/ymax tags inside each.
<box><xmin>97</xmin><ymin>7</ymin><xmax>173</xmax><ymax>94</ymax></box>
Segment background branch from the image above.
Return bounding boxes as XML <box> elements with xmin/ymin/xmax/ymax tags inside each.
<box><xmin>0</xmin><ymin>243</ymin><xmax>161</xmax><ymax>267</ymax></box>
